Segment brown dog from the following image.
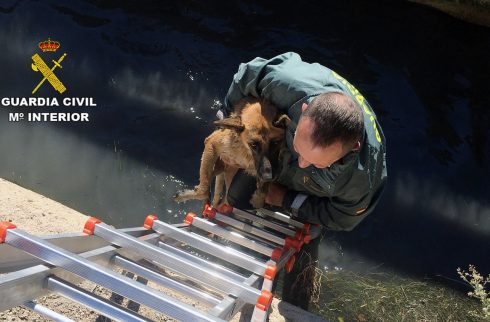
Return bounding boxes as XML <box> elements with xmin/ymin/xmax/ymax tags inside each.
<box><xmin>174</xmin><ymin>97</ymin><xmax>290</xmax><ymax>208</ymax></box>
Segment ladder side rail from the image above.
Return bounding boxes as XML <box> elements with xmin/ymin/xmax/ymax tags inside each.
<box><xmin>251</xmin><ymin>274</ymin><xmax>274</xmax><ymax>322</ymax></box>
<box><xmin>0</xmin><ymin>232</ymin><xmax>166</xmax><ymax>313</ymax></box>
<box><xmin>0</xmin><ymin>228</ymin><xmax>161</xmax><ymax>273</ymax></box>
<box><xmin>276</xmin><ymin>248</ymin><xmax>296</xmax><ymax>269</ymax></box>
<box><xmin>4</xmin><ymin>228</ymin><xmax>221</xmax><ymax>322</ymax></box>
<box><xmin>210</xmin><ymin>275</ymin><xmax>261</xmax><ymax>320</ymax></box>
<box><xmin>0</xmin><ymin>245</ymin><xmax>117</xmax><ymax>311</ymax></box>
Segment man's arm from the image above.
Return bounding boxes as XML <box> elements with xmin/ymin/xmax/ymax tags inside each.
<box><xmin>269</xmin><ymin>171</ymin><xmax>385</xmax><ymax>231</ymax></box>
<box><xmin>282</xmin><ymin>191</ymin><xmax>375</xmax><ymax>231</ymax></box>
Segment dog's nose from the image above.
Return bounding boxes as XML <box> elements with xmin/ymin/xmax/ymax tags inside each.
<box><xmin>261</xmin><ymin>168</ymin><xmax>273</xmax><ymax>181</ymax></box>
<box><xmin>259</xmin><ymin>157</ymin><xmax>273</xmax><ymax>181</ymax></box>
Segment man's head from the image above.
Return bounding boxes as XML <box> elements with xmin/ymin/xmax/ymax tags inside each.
<box><xmin>293</xmin><ymin>92</ymin><xmax>364</xmax><ymax>169</ymax></box>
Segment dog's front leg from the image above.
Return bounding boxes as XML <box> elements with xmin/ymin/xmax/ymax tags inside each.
<box><xmin>174</xmin><ymin>139</ymin><xmax>219</xmax><ymax>203</ymax></box>
<box><xmin>212</xmin><ymin>173</ymin><xmax>225</xmax><ymax>207</ymax></box>
<box><xmin>249</xmin><ymin>181</ymin><xmax>268</xmax><ymax>209</ymax></box>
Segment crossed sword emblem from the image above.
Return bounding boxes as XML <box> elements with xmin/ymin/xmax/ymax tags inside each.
<box><xmin>31</xmin><ymin>53</ymin><xmax>67</xmax><ymax>94</ymax></box>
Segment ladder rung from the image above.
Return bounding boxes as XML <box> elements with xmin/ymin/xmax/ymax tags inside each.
<box><xmin>1</xmin><ymin>205</ymin><xmax>304</xmax><ymax>322</ymax></box>
<box><xmin>257</xmin><ymin>208</ymin><xmax>305</xmax><ymax>229</ymax></box>
<box><xmin>113</xmin><ymin>255</ymin><xmax>221</xmax><ymax>307</ymax></box>
<box><xmin>189</xmin><ymin>217</ymin><xmax>275</xmax><ymax>256</ymax></box>
<box><xmin>224</xmin><ymin>225</ymin><xmax>282</xmax><ymax>249</ymax></box>
<box><xmin>0</xmin><ymin>233</ymin><xmax>164</xmax><ymax>312</ymax></box>
<box><xmin>4</xmin><ymin>228</ymin><xmax>222</xmax><ymax>322</ymax></box>
<box><xmin>47</xmin><ymin>277</ymin><xmax>151</xmax><ymax>322</ymax></box>
<box><xmin>149</xmin><ymin>219</ymin><xmax>268</xmax><ymax>275</ymax></box>
<box><xmin>230</xmin><ymin>208</ymin><xmax>297</xmax><ymax>237</ymax></box>
<box><xmin>156</xmin><ymin>242</ymin><xmax>247</xmax><ymax>282</ymax></box>
<box><xmin>213</xmin><ymin>213</ymin><xmax>285</xmax><ymax>246</ymax></box>
<box><xmin>91</xmin><ymin>222</ymin><xmax>262</xmax><ymax>304</ymax></box>
<box><xmin>23</xmin><ymin>300</ymin><xmax>75</xmax><ymax>322</ymax></box>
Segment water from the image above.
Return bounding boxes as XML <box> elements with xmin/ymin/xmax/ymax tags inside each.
<box><xmin>0</xmin><ymin>0</ymin><xmax>488</xmax><ymax>286</ymax></box>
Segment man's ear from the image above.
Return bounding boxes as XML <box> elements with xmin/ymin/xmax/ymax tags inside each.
<box><xmin>273</xmin><ymin>114</ymin><xmax>292</xmax><ymax>128</ymax></box>
<box><xmin>352</xmin><ymin>141</ymin><xmax>361</xmax><ymax>151</ymax></box>
<box><xmin>214</xmin><ymin>117</ymin><xmax>245</xmax><ymax>132</ymax></box>
<box><xmin>301</xmin><ymin>103</ymin><xmax>308</xmax><ymax>113</ymax></box>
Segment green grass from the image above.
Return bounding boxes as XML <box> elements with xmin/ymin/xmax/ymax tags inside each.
<box><xmin>312</xmin><ymin>270</ymin><xmax>487</xmax><ymax>322</ymax></box>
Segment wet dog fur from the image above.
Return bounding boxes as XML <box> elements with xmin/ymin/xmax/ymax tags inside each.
<box><xmin>174</xmin><ymin>97</ymin><xmax>290</xmax><ymax>208</ymax></box>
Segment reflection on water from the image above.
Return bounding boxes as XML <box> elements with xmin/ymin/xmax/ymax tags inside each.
<box><xmin>111</xmin><ymin>68</ymin><xmax>217</xmax><ymax>122</ymax></box>
<box><xmin>0</xmin><ymin>121</ymin><xmax>200</xmax><ymax>227</ymax></box>
<box><xmin>0</xmin><ymin>0</ymin><xmax>488</xmax><ymax>282</ymax></box>
<box><xmin>395</xmin><ymin>173</ymin><xmax>490</xmax><ymax>236</ymax></box>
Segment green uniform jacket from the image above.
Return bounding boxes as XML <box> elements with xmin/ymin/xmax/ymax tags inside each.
<box><xmin>224</xmin><ymin>52</ymin><xmax>387</xmax><ymax>231</ymax></box>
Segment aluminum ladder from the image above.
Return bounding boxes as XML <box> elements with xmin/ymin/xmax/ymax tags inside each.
<box><xmin>0</xmin><ymin>204</ymin><xmax>313</xmax><ymax>321</ymax></box>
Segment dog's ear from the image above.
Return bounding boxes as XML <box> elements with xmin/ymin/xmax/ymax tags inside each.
<box><xmin>273</xmin><ymin>114</ymin><xmax>291</xmax><ymax>128</ymax></box>
<box><xmin>214</xmin><ymin>117</ymin><xmax>245</xmax><ymax>132</ymax></box>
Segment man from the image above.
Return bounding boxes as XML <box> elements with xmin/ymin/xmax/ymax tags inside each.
<box><xmin>221</xmin><ymin>52</ymin><xmax>387</xmax><ymax>309</ymax></box>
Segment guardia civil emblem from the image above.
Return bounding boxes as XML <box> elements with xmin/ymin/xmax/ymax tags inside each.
<box><xmin>31</xmin><ymin>38</ymin><xmax>67</xmax><ymax>94</ymax></box>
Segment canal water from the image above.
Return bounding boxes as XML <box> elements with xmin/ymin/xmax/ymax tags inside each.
<box><xmin>0</xmin><ymin>0</ymin><xmax>488</xmax><ymax>285</ymax></box>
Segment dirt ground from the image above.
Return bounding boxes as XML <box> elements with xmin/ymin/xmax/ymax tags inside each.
<box><xmin>0</xmin><ymin>178</ymin><xmax>326</xmax><ymax>322</ymax></box>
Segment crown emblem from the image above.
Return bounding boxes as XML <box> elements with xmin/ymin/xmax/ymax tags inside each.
<box><xmin>38</xmin><ymin>38</ymin><xmax>60</xmax><ymax>52</ymax></box>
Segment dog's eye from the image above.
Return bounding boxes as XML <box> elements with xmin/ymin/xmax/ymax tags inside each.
<box><xmin>249</xmin><ymin>140</ymin><xmax>260</xmax><ymax>150</ymax></box>
<box><xmin>270</xmin><ymin>140</ymin><xmax>281</xmax><ymax>146</ymax></box>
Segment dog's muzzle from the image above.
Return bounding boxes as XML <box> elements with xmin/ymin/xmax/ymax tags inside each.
<box><xmin>258</xmin><ymin>157</ymin><xmax>273</xmax><ymax>182</ymax></box>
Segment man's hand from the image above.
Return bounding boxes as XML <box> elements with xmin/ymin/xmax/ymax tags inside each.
<box><xmin>265</xmin><ymin>183</ymin><xmax>288</xmax><ymax>207</ymax></box>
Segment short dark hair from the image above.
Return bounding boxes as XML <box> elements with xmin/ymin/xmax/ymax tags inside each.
<box><xmin>302</xmin><ymin>92</ymin><xmax>364</xmax><ymax>148</ymax></box>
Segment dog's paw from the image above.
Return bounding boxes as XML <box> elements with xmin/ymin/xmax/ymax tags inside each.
<box><xmin>174</xmin><ymin>189</ymin><xmax>209</xmax><ymax>203</ymax></box>
<box><xmin>174</xmin><ymin>189</ymin><xmax>199</xmax><ymax>203</ymax></box>
<box><xmin>173</xmin><ymin>190</ymin><xmax>192</xmax><ymax>203</ymax></box>
<box><xmin>249</xmin><ymin>190</ymin><xmax>266</xmax><ymax>209</ymax></box>
<box><xmin>212</xmin><ymin>193</ymin><xmax>224</xmax><ymax>208</ymax></box>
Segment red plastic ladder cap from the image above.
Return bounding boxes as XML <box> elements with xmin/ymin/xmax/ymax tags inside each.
<box><xmin>264</xmin><ymin>264</ymin><xmax>277</xmax><ymax>281</ymax></box>
<box><xmin>218</xmin><ymin>204</ymin><xmax>233</xmax><ymax>214</ymax></box>
<box><xmin>83</xmin><ymin>217</ymin><xmax>102</xmax><ymax>235</ymax></box>
<box><xmin>202</xmin><ymin>203</ymin><xmax>216</xmax><ymax>219</ymax></box>
<box><xmin>0</xmin><ymin>222</ymin><xmax>16</xmax><ymax>243</ymax></box>
<box><xmin>184</xmin><ymin>212</ymin><xmax>197</xmax><ymax>225</ymax></box>
<box><xmin>143</xmin><ymin>214</ymin><xmax>158</xmax><ymax>230</ymax></box>
<box><xmin>255</xmin><ymin>290</ymin><xmax>273</xmax><ymax>311</ymax></box>
<box><xmin>271</xmin><ymin>247</ymin><xmax>283</xmax><ymax>261</ymax></box>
